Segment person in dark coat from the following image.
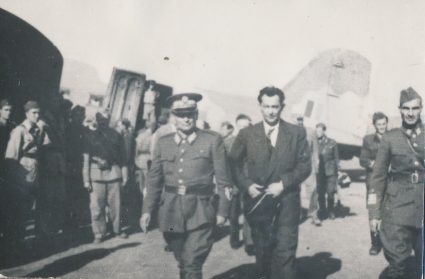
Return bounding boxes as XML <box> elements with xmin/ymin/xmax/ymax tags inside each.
<box><xmin>368</xmin><ymin>87</ymin><xmax>423</xmax><ymax>279</ymax></box>
<box><xmin>230</xmin><ymin>87</ymin><xmax>311</xmax><ymax>279</ymax></box>
<box><xmin>140</xmin><ymin>93</ymin><xmax>232</xmax><ymax>279</ymax></box>
<box><xmin>315</xmin><ymin>123</ymin><xmax>340</xmax><ymax>220</ymax></box>
<box><xmin>359</xmin><ymin>112</ymin><xmax>388</xmax><ymax>255</ymax></box>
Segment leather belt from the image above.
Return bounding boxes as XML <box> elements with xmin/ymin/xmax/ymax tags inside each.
<box><xmin>22</xmin><ymin>153</ymin><xmax>38</xmax><ymax>159</ymax></box>
<box><xmin>390</xmin><ymin>172</ymin><xmax>424</xmax><ymax>184</ymax></box>
<box><xmin>164</xmin><ymin>184</ymin><xmax>213</xmax><ymax>196</ymax></box>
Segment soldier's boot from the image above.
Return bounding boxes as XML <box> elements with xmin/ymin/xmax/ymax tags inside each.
<box><xmin>369</xmin><ymin>231</ymin><xmax>382</xmax><ymax>256</ymax></box>
<box><xmin>311</xmin><ymin>211</ymin><xmax>322</xmax><ymax>226</ymax></box>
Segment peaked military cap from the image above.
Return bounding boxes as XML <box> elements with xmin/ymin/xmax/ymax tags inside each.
<box><xmin>167</xmin><ymin>93</ymin><xmax>203</xmax><ymax>114</ymax></box>
<box><xmin>400</xmin><ymin>87</ymin><xmax>422</xmax><ymax>106</ymax></box>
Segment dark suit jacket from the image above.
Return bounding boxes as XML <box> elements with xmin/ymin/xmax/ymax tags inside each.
<box><xmin>230</xmin><ymin>120</ymin><xmax>311</xmax><ymax>225</ymax></box>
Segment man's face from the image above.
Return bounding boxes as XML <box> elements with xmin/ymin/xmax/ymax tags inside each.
<box><xmin>220</xmin><ymin>126</ymin><xmax>233</xmax><ymax>137</ymax></box>
<box><xmin>26</xmin><ymin>108</ymin><xmax>40</xmax><ymax>124</ymax></box>
<box><xmin>0</xmin><ymin>105</ymin><xmax>12</xmax><ymax>120</ymax></box>
<box><xmin>316</xmin><ymin>126</ymin><xmax>325</xmax><ymax>138</ymax></box>
<box><xmin>374</xmin><ymin>118</ymin><xmax>388</xmax><ymax>135</ymax></box>
<box><xmin>260</xmin><ymin>95</ymin><xmax>283</xmax><ymax>126</ymax></box>
<box><xmin>174</xmin><ymin>111</ymin><xmax>198</xmax><ymax>134</ymax></box>
<box><xmin>236</xmin><ymin>119</ymin><xmax>250</xmax><ymax>130</ymax></box>
<box><xmin>400</xmin><ymin>99</ymin><xmax>422</xmax><ymax>125</ymax></box>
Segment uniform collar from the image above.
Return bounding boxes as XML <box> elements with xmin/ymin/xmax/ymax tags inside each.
<box><xmin>22</xmin><ymin>119</ymin><xmax>39</xmax><ymax>130</ymax></box>
<box><xmin>374</xmin><ymin>133</ymin><xmax>383</xmax><ymax>142</ymax></box>
<box><xmin>174</xmin><ymin>129</ymin><xmax>198</xmax><ymax>145</ymax></box>
<box><xmin>402</xmin><ymin>120</ymin><xmax>422</xmax><ymax>137</ymax></box>
<box><xmin>318</xmin><ymin>135</ymin><xmax>328</xmax><ymax>143</ymax></box>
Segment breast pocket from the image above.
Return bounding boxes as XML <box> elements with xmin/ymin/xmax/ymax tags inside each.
<box><xmin>161</xmin><ymin>154</ymin><xmax>175</xmax><ymax>174</ymax></box>
<box><xmin>391</xmin><ymin>148</ymin><xmax>410</xmax><ymax>166</ymax></box>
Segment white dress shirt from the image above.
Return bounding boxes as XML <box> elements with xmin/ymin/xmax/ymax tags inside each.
<box><xmin>263</xmin><ymin>121</ymin><xmax>279</xmax><ymax>147</ymax></box>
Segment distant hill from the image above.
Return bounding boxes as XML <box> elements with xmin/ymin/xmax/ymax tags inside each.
<box><xmin>60</xmin><ymin>58</ymin><xmax>108</xmax><ymax>105</ymax></box>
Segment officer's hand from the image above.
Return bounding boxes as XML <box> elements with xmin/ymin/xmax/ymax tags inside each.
<box><xmin>140</xmin><ymin>213</ymin><xmax>151</xmax><ymax>234</ymax></box>
<box><xmin>84</xmin><ymin>182</ymin><xmax>92</xmax><ymax>193</ymax></box>
<box><xmin>265</xmin><ymin>182</ymin><xmax>284</xmax><ymax>198</ymax></box>
<box><xmin>248</xmin><ymin>184</ymin><xmax>263</xmax><ymax>198</ymax></box>
<box><xmin>216</xmin><ymin>215</ymin><xmax>226</xmax><ymax>226</ymax></box>
<box><xmin>225</xmin><ymin>187</ymin><xmax>233</xmax><ymax>201</ymax></box>
<box><xmin>369</xmin><ymin>219</ymin><xmax>381</xmax><ymax>232</ymax></box>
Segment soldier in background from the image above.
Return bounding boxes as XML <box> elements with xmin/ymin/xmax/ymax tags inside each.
<box><xmin>231</xmin><ymin>113</ymin><xmax>255</xmax><ymax>255</ymax></box>
<box><xmin>359</xmin><ymin>112</ymin><xmax>388</xmax><ymax>255</ymax></box>
<box><xmin>82</xmin><ymin>110</ymin><xmax>129</xmax><ymax>243</ymax></box>
<box><xmin>297</xmin><ymin>116</ymin><xmax>321</xmax><ymax>226</ymax></box>
<box><xmin>140</xmin><ymin>93</ymin><xmax>232</xmax><ymax>279</ymax></box>
<box><xmin>5</xmin><ymin>101</ymin><xmax>51</xmax><ymax>245</ymax></box>
<box><xmin>316</xmin><ymin>123</ymin><xmax>340</xmax><ymax>220</ymax></box>
<box><xmin>368</xmin><ymin>88</ymin><xmax>423</xmax><ymax>279</ymax></box>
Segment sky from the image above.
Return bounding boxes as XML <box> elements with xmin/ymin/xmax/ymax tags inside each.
<box><xmin>1</xmin><ymin>0</ymin><xmax>424</xmax><ymax>116</ymax></box>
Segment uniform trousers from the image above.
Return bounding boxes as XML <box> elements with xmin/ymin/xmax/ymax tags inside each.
<box><xmin>163</xmin><ymin>223</ymin><xmax>214</xmax><ymax>279</ymax></box>
<box><xmin>89</xmin><ymin>180</ymin><xmax>121</xmax><ymax>238</ymax></box>
<box><xmin>317</xmin><ymin>173</ymin><xmax>337</xmax><ymax>213</ymax></box>
<box><xmin>302</xmin><ymin>173</ymin><xmax>319</xmax><ymax>216</ymax></box>
<box><xmin>380</xmin><ymin>222</ymin><xmax>422</xmax><ymax>279</ymax></box>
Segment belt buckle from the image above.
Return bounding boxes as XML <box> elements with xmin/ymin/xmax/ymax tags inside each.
<box><xmin>177</xmin><ymin>185</ymin><xmax>186</xmax><ymax>195</ymax></box>
<box><xmin>411</xmin><ymin>172</ymin><xmax>419</xmax><ymax>184</ymax></box>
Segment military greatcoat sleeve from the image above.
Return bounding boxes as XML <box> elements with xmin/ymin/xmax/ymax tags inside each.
<box><xmin>142</xmin><ymin>141</ymin><xmax>164</xmax><ymax>215</ymax></box>
<box><xmin>229</xmin><ymin>129</ymin><xmax>255</xmax><ymax>191</ymax></box>
<box><xmin>280</xmin><ymin>128</ymin><xmax>312</xmax><ymax>189</ymax></box>
<box><xmin>211</xmin><ymin>135</ymin><xmax>232</xmax><ymax>217</ymax></box>
<box><xmin>359</xmin><ymin>137</ymin><xmax>373</xmax><ymax>170</ymax></box>
<box><xmin>368</xmin><ymin>135</ymin><xmax>390</xmax><ymax>220</ymax></box>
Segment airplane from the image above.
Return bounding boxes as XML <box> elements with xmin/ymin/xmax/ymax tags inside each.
<box><xmin>197</xmin><ymin>49</ymin><xmax>374</xmax><ymax>160</ymax></box>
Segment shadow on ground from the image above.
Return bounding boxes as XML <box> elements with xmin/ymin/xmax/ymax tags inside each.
<box><xmin>24</xmin><ymin>242</ymin><xmax>141</xmax><ymax>278</ymax></box>
<box><xmin>211</xmin><ymin>252</ymin><xmax>341</xmax><ymax>279</ymax></box>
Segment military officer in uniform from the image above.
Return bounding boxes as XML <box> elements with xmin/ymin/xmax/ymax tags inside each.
<box><xmin>359</xmin><ymin>112</ymin><xmax>388</xmax><ymax>255</ymax></box>
<box><xmin>316</xmin><ymin>122</ymin><xmax>340</xmax><ymax>220</ymax></box>
<box><xmin>368</xmin><ymin>88</ymin><xmax>423</xmax><ymax>279</ymax></box>
<box><xmin>140</xmin><ymin>93</ymin><xmax>232</xmax><ymax>279</ymax></box>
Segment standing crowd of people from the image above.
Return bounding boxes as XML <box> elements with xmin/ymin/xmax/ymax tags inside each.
<box><xmin>0</xmin><ymin>85</ymin><xmax>422</xmax><ymax>279</ymax></box>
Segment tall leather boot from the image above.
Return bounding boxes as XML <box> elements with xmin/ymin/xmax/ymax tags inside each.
<box><xmin>369</xmin><ymin>231</ymin><xmax>382</xmax><ymax>255</ymax></box>
<box><xmin>327</xmin><ymin>195</ymin><xmax>335</xmax><ymax>220</ymax></box>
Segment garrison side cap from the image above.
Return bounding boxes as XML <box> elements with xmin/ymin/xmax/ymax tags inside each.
<box><xmin>400</xmin><ymin>87</ymin><xmax>422</xmax><ymax>106</ymax></box>
<box><xmin>167</xmin><ymin>93</ymin><xmax>203</xmax><ymax>114</ymax></box>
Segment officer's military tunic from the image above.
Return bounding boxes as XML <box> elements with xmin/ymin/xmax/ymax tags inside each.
<box><xmin>317</xmin><ymin>136</ymin><xmax>339</xmax><ymax>212</ymax></box>
<box><xmin>360</xmin><ymin>133</ymin><xmax>382</xmax><ymax>204</ymax></box>
<box><xmin>368</xmin><ymin>123</ymin><xmax>424</xmax><ymax>278</ymax></box>
<box><xmin>143</xmin><ymin>128</ymin><xmax>231</xmax><ymax>278</ymax></box>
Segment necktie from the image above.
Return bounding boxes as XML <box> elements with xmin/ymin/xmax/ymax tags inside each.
<box><xmin>266</xmin><ymin>128</ymin><xmax>275</xmax><ymax>157</ymax></box>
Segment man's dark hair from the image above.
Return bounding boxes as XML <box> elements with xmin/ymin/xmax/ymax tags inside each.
<box><xmin>0</xmin><ymin>99</ymin><xmax>12</xmax><ymax>109</ymax></box>
<box><xmin>221</xmin><ymin>121</ymin><xmax>234</xmax><ymax>130</ymax></box>
<box><xmin>372</xmin><ymin>112</ymin><xmax>388</xmax><ymax>125</ymax></box>
<box><xmin>257</xmin><ymin>86</ymin><xmax>285</xmax><ymax>104</ymax></box>
<box><xmin>316</xmin><ymin>122</ymin><xmax>327</xmax><ymax>131</ymax></box>
<box><xmin>235</xmin><ymin>114</ymin><xmax>251</xmax><ymax>122</ymax></box>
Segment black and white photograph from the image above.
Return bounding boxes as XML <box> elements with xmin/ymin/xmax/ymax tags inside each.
<box><xmin>0</xmin><ymin>1</ymin><xmax>424</xmax><ymax>278</ymax></box>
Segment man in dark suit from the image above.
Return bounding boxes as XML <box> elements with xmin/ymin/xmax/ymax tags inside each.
<box><xmin>359</xmin><ymin>112</ymin><xmax>388</xmax><ymax>255</ymax></box>
<box><xmin>140</xmin><ymin>93</ymin><xmax>232</xmax><ymax>279</ymax></box>
<box><xmin>315</xmin><ymin>123</ymin><xmax>340</xmax><ymax>220</ymax></box>
<box><xmin>368</xmin><ymin>88</ymin><xmax>423</xmax><ymax>279</ymax></box>
<box><xmin>230</xmin><ymin>87</ymin><xmax>311</xmax><ymax>279</ymax></box>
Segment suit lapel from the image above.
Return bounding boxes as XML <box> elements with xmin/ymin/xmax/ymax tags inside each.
<box><xmin>265</xmin><ymin>120</ymin><xmax>292</xmax><ymax>182</ymax></box>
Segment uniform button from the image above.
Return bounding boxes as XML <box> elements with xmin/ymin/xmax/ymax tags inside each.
<box><xmin>414</xmin><ymin>161</ymin><xmax>419</xmax><ymax>166</ymax></box>
<box><xmin>178</xmin><ymin>179</ymin><xmax>183</xmax><ymax>184</ymax></box>
<box><xmin>412</xmin><ymin>134</ymin><xmax>417</xmax><ymax>138</ymax></box>
<box><xmin>413</xmin><ymin>143</ymin><xmax>418</xmax><ymax>147</ymax></box>
<box><xmin>178</xmin><ymin>168</ymin><xmax>183</xmax><ymax>173</ymax></box>
<box><xmin>181</xmin><ymin>149</ymin><xmax>185</xmax><ymax>153</ymax></box>
<box><xmin>180</xmin><ymin>158</ymin><xmax>184</xmax><ymax>162</ymax></box>
<box><xmin>182</xmin><ymin>140</ymin><xmax>187</xmax><ymax>144</ymax></box>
